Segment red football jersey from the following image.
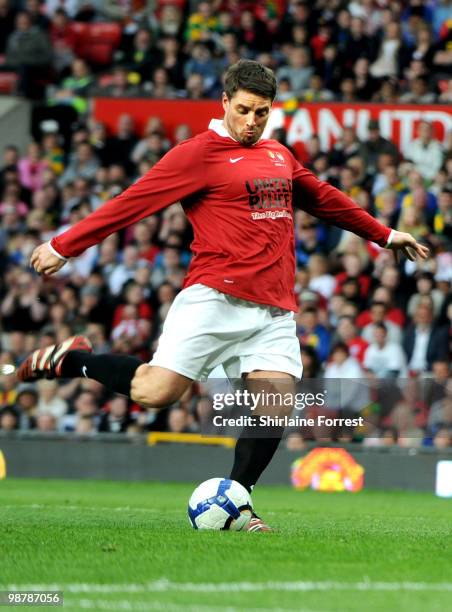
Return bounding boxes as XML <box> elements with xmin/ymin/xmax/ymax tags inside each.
<box><xmin>51</xmin><ymin>120</ymin><xmax>391</xmax><ymax>312</ymax></box>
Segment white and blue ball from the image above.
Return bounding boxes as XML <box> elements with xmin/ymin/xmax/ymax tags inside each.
<box><xmin>188</xmin><ymin>478</ymin><xmax>253</xmax><ymax>530</ymax></box>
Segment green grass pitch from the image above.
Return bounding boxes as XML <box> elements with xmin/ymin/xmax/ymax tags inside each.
<box><xmin>1</xmin><ymin>479</ymin><xmax>451</xmax><ymax>611</ymax></box>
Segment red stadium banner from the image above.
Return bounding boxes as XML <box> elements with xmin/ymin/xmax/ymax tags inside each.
<box><xmin>93</xmin><ymin>98</ymin><xmax>452</xmax><ymax>155</ymax></box>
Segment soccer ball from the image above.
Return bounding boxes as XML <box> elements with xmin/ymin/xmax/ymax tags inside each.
<box><xmin>188</xmin><ymin>478</ymin><xmax>253</xmax><ymax>530</ymax></box>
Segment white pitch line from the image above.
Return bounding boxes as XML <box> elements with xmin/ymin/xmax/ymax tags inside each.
<box><xmin>3</xmin><ymin>581</ymin><xmax>452</xmax><ymax>593</ymax></box>
<box><xmin>1</xmin><ymin>504</ymin><xmax>160</xmax><ymax>513</ymax></box>
<box><xmin>62</xmin><ymin>599</ymin><xmax>311</xmax><ymax>612</ymax></box>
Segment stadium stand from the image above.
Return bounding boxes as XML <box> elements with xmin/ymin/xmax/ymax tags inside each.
<box><xmin>0</xmin><ymin>0</ymin><xmax>450</xmax><ymax>448</ymax></box>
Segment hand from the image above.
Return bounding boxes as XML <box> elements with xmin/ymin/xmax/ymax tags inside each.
<box><xmin>386</xmin><ymin>230</ymin><xmax>430</xmax><ymax>263</ymax></box>
<box><xmin>30</xmin><ymin>243</ymin><xmax>67</xmax><ymax>275</ymax></box>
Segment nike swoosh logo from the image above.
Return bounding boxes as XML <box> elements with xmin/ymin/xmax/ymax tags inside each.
<box><xmin>229</xmin><ymin>156</ymin><xmax>244</xmax><ymax>163</ymax></box>
<box><xmin>82</xmin><ymin>365</ymin><xmax>88</xmax><ymax>378</ymax></box>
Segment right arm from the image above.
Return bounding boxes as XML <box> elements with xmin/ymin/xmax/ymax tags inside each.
<box><xmin>31</xmin><ymin>138</ymin><xmax>206</xmax><ymax>274</ymax></box>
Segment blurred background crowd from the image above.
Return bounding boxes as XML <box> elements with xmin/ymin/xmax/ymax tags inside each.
<box><xmin>0</xmin><ymin>0</ymin><xmax>451</xmax><ymax>449</ymax></box>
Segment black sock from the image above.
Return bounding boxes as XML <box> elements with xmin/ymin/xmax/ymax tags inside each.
<box><xmin>61</xmin><ymin>351</ymin><xmax>144</xmax><ymax>396</ymax></box>
<box><xmin>229</xmin><ymin>427</ymin><xmax>284</xmax><ymax>493</ymax></box>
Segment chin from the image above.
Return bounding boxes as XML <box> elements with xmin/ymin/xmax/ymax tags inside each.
<box><xmin>240</xmin><ymin>135</ymin><xmax>259</xmax><ymax>146</ymax></box>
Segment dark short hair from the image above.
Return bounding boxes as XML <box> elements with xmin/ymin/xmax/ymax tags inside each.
<box><xmin>374</xmin><ymin>322</ymin><xmax>387</xmax><ymax>333</ymax></box>
<box><xmin>331</xmin><ymin>342</ymin><xmax>349</xmax><ymax>355</ymax></box>
<box><xmin>224</xmin><ymin>60</ymin><xmax>277</xmax><ymax>101</ymax></box>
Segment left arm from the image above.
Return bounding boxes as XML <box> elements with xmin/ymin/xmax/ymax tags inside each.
<box><xmin>292</xmin><ymin>162</ymin><xmax>429</xmax><ymax>261</ymax></box>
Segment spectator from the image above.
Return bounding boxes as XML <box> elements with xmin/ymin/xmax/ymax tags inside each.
<box><xmin>0</xmin><ymin>271</ymin><xmax>47</xmax><ymax>332</ymax></box>
<box><xmin>49</xmin><ymin>8</ymin><xmax>76</xmax><ymax>75</ymax></box>
<box><xmin>300</xmin><ymin>74</ymin><xmax>334</xmax><ymax>102</ymax></box>
<box><xmin>108</xmin><ymin>245</ymin><xmax>146</xmax><ymax>296</ymax></box>
<box><xmin>237</xmin><ymin>9</ymin><xmax>269</xmax><ymax>53</ymax></box>
<box><xmin>370</xmin><ymin>21</ymin><xmax>404</xmax><ymax>78</ymax></box>
<box><xmin>324</xmin><ymin>343</ymin><xmax>367</xmax><ymax>413</ymax></box>
<box><xmin>0</xmin><ymin>407</ymin><xmax>19</xmax><ymax>431</ymax></box>
<box><xmin>122</xmin><ymin>28</ymin><xmax>160</xmax><ymax>85</ymax></box>
<box><xmin>5</xmin><ymin>11</ymin><xmax>53</xmax><ymax>99</ymax></box>
<box><xmin>363</xmin><ymin>322</ymin><xmax>407</xmax><ymax>378</ymax></box>
<box><xmin>184</xmin><ymin>72</ymin><xmax>206</xmax><ymax>99</ymax></box>
<box><xmin>0</xmin><ymin>0</ymin><xmax>16</xmax><ymax>55</ymax></box>
<box><xmin>14</xmin><ymin>384</ymin><xmax>39</xmax><ymax>429</ymax></box>
<box><xmin>60</xmin><ymin>389</ymin><xmax>99</xmax><ymax>432</ymax></box>
<box><xmin>18</xmin><ymin>142</ymin><xmax>48</xmax><ymax>192</ymax></box>
<box><xmin>341</xmin><ymin>17</ymin><xmax>374</xmax><ymax>69</ymax></box>
<box><xmin>335</xmin><ymin>315</ymin><xmax>369</xmax><ymax>365</ymax></box>
<box><xmin>407</xmin><ymin>121</ymin><xmax>444</xmax><ymax>181</ymax></box>
<box><xmin>148</xmin><ymin>66</ymin><xmax>176</xmax><ymax>99</ymax></box>
<box><xmin>432</xmin><ymin>186</ymin><xmax>452</xmax><ymax>243</ymax></box>
<box><xmin>167</xmin><ymin>407</ymin><xmax>191</xmax><ymax>433</ymax></box>
<box><xmin>103</xmin><ymin>114</ymin><xmax>138</xmax><ymax>176</ymax></box>
<box><xmin>36</xmin><ymin>379</ymin><xmax>68</xmax><ymax>421</ymax></box>
<box><xmin>98</xmin><ymin>396</ymin><xmax>133</xmax><ymax>433</ymax></box>
<box><xmin>59</xmin><ymin>141</ymin><xmax>100</xmax><ymax>187</ymax></box>
<box><xmin>403</xmin><ymin>302</ymin><xmax>449</xmax><ymax>374</ymax></box>
<box><xmin>296</xmin><ymin>306</ymin><xmax>331</xmax><ymax>363</ymax></box>
<box><xmin>359</xmin><ymin>119</ymin><xmax>399</xmax><ymax>175</ymax></box>
<box><xmin>185</xmin><ymin>0</ymin><xmax>220</xmax><ymax>43</ymax></box>
<box><xmin>36</xmin><ymin>412</ymin><xmax>57</xmax><ymax>432</ymax></box>
<box><xmin>277</xmin><ymin>46</ymin><xmax>313</xmax><ymax>94</ymax></box>
<box><xmin>353</xmin><ymin>57</ymin><xmax>379</xmax><ymax>101</ymax></box>
<box><xmin>389</xmin><ymin>388</ymin><xmax>424</xmax><ymax>448</ymax></box>
<box><xmin>362</xmin><ymin>301</ymin><xmax>403</xmax><ymax>345</ymax></box>
<box><xmin>94</xmin><ymin>65</ymin><xmax>142</xmax><ymax>98</ymax></box>
<box><xmin>407</xmin><ymin>271</ymin><xmax>445</xmax><ymax>319</ymax></box>
<box><xmin>184</xmin><ymin>43</ymin><xmax>218</xmax><ymax>96</ymax></box>
<box><xmin>307</xmin><ymin>254</ymin><xmax>335</xmax><ymax>299</ymax></box>
<box><xmin>159</xmin><ymin>35</ymin><xmax>186</xmax><ymax>89</ymax></box>
<box><xmin>400</xmin><ymin>76</ymin><xmax>436</xmax><ymax>103</ymax></box>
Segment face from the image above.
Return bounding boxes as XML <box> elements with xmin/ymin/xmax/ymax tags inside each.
<box><xmin>374</xmin><ymin>327</ymin><xmax>387</xmax><ymax>346</ymax></box>
<box><xmin>222</xmin><ymin>89</ymin><xmax>272</xmax><ymax>146</ymax></box>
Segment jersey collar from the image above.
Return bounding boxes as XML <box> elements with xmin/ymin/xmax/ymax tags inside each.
<box><xmin>208</xmin><ymin>118</ymin><xmax>262</xmax><ymax>145</ymax></box>
<box><xmin>208</xmin><ymin>118</ymin><xmax>237</xmax><ymax>141</ymax></box>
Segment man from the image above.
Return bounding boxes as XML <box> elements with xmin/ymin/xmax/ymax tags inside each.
<box><xmin>18</xmin><ymin>60</ymin><xmax>428</xmax><ymax>530</ymax></box>
<box><xmin>361</xmin><ymin>301</ymin><xmax>402</xmax><ymax>345</ymax></box>
<box><xmin>359</xmin><ymin>118</ymin><xmax>398</xmax><ymax>175</ymax></box>
<box><xmin>403</xmin><ymin>302</ymin><xmax>449</xmax><ymax>374</ymax></box>
<box><xmin>407</xmin><ymin>120</ymin><xmax>444</xmax><ymax>181</ymax></box>
<box><xmin>5</xmin><ymin>11</ymin><xmax>53</xmax><ymax>99</ymax></box>
<box><xmin>363</xmin><ymin>322</ymin><xmax>407</xmax><ymax>378</ymax></box>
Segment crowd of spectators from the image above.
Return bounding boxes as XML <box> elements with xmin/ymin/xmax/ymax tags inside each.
<box><xmin>0</xmin><ymin>0</ymin><xmax>451</xmax><ymax>103</ymax></box>
<box><xmin>0</xmin><ymin>0</ymin><xmax>451</xmax><ymax>449</ymax></box>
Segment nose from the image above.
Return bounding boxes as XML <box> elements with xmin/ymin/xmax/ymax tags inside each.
<box><xmin>246</xmin><ymin>113</ymin><xmax>257</xmax><ymax>127</ymax></box>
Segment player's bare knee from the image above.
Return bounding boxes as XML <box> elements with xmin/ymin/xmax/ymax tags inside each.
<box><xmin>130</xmin><ymin>365</ymin><xmax>179</xmax><ymax>407</ymax></box>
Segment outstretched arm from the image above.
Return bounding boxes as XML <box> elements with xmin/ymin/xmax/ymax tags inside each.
<box><xmin>292</xmin><ymin>163</ymin><xmax>429</xmax><ymax>261</ymax></box>
<box><xmin>30</xmin><ymin>138</ymin><xmax>207</xmax><ymax>275</ymax></box>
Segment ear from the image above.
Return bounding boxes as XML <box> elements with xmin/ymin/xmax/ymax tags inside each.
<box><xmin>222</xmin><ymin>92</ymin><xmax>229</xmax><ymax>113</ymax></box>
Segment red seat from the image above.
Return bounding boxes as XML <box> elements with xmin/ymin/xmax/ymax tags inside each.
<box><xmin>0</xmin><ymin>72</ymin><xmax>18</xmax><ymax>94</ymax></box>
<box><xmin>157</xmin><ymin>0</ymin><xmax>186</xmax><ymax>8</ymax></box>
<box><xmin>71</xmin><ymin>22</ymin><xmax>122</xmax><ymax>66</ymax></box>
<box><xmin>70</xmin><ymin>22</ymin><xmax>90</xmax><ymax>56</ymax></box>
<box><xmin>88</xmin><ymin>22</ymin><xmax>122</xmax><ymax>46</ymax></box>
<box><xmin>84</xmin><ymin>43</ymin><xmax>115</xmax><ymax>66</ymax></box>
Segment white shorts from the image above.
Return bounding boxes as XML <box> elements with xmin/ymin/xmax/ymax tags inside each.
<box><xmin>150</xmin><ymin>284</ymin><xmax>302</xmax><ymax>381</ymax></box>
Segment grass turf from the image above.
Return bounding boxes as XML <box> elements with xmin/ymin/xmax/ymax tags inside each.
<box><xmin>0</xmin><ymin>479</ymin><xmax>451</xmax><ymax>611</ymax></box>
